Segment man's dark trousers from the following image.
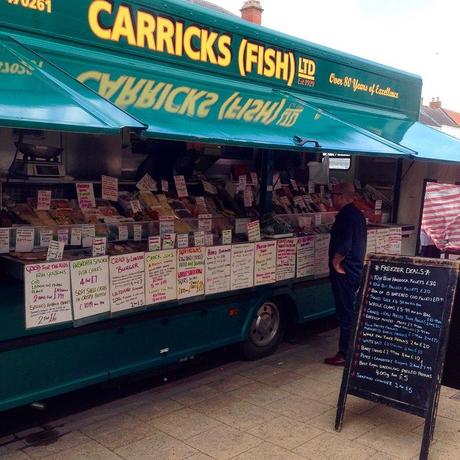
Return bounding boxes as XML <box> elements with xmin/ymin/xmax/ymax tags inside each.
<box><xmin>330</xmin><ymin>272</ymin><xmax>359</xmax><ymax>355</ymax></box>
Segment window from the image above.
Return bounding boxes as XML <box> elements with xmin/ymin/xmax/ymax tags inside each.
<box><xmin>323</xmin><ymin>153</ymin><xmax>351</xmax><ymax>170</ymax></box>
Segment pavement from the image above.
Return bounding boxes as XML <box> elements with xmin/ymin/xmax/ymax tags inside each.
<box><xmin>1</xmin><ymin>327</ymin><xmax>460</xmax><ymax>460</ymax></box>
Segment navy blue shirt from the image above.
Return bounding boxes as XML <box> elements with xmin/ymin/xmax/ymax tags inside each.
<box><xmin>329</xmin><ymin>203</ymin><xmax>367</xmax><ymax>281</ymax></box>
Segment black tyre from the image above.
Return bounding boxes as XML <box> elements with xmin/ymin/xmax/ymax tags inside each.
<box><xmin>241</xmin><ymin>300</ymin><xmax>284</xmax><ymax>360</ymax></box>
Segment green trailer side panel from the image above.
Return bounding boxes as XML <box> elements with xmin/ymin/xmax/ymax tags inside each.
<box><xmin>0</xmin><ymin>281</ymin><xmax>334</xmax><ymax>412</ymax></box>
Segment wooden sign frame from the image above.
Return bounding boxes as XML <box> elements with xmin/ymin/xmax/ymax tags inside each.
<box><xmin>336</xmin><ymin>255</ymin><xmax>460</xmax><ymax>460</ymax></box>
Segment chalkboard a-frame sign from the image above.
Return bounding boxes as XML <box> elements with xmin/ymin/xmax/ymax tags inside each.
<box><xmin>336</xmin><ymin>255</ymin><xmax>460</xmax><ymax>460</ymax></box>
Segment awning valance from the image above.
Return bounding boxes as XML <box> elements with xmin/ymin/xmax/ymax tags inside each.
<box><xmin>0</xmin><ymin>33</ymin><xmax>145</xmax><ymax>134</ymax></box>
<box><xmin>291</xmin><ymin>92</ymin><xmax>460</xmax><ymax>163</ymax></box>
<box><xmin>14</xmin><ymin>34</ymin><xmax>412</xmax><ymax>157</ymax></box>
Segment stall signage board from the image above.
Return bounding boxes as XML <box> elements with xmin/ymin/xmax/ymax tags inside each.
<box><xmin>24</xmin><ymin>261</ymin><xmax>73</xmax><ymax>329</ymax></box>
<box><xmin>276</xmin><ymin>237</ymin><xmax>297</xmax><ymax>281</ymax></box>
<box><xmin>376</xmin><ymin>228</ymin><xmax>391</xmax><ymax>254</ymax></box>
<box><xmin>231</xmin><ymin>243</ymin><xmax>255</xmax><ymax>290</ymax></box>
<box><xmin>336</xmin><ymin>255</ymin><xmax>460</xmax><ymax>460</ymax></box>
<box><xmin>296</xmin><ymin>236</ymin><xmax>315</xmax><ymax>277</ymax></box>
<box><xmin>70</xmin><ymin>256</ymin><xmax>110</xmax><ymax>320</ymax></box>
<box><xmin>145</xmin><ymin>250</ymin><xmax>177</xmax><ymax>305</ymax></box>
<box><xmin>101</xmin><ymin>176</ymin><xmax>119</xmax><ymax>201</ymax></box>
<box><xmin>254</xmin><ymin>241</ymin><xmax>277</xmax><ymax>286</ymax></box>
<box><xmin>36</xmin><ymin>190</ymin><xmax>52</xmax><ymax>211</ymax></box>
<box><xmin>177</xmin><ymin>247</ymin><xmax>205</xmax><ymax>299</ymax></box>
<box><xmin>205</xmin><ymin>246</ymin><xmax>231</xmax><ymax>295</ymax></box>
<box><xmin>0</xmin><ymin>228</ymin><xmax>10</xmax><ymax>253</ymax></box>
<box><xmin>109</xmin><ymin>252</ymin><xmax>145</xmax><ymax>312</ymax></box>
<box><xmin>76</xmin><ymin>183</ymin><xmax>96</xmax><ymax>209</ymax></box>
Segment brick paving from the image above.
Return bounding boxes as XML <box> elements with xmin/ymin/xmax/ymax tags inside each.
<box><xmin>1</xmin><ymin>328</ymin><xmax>460</xmax><ymax>459</ymax></box>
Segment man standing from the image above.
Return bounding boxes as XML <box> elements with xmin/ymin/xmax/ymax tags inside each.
<box><xmin>324</xmin><ymin>182</ymin><xmax>367</xmax><ymax>366</ymax></box>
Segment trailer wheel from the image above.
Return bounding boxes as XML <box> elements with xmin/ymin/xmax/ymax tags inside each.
<box><xmin>241</xmin><ymin>300</ymin><xmax>284</xmax><ymax>360</ymax></box>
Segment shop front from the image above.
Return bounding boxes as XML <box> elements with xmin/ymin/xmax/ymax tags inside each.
<box><xmin>0</xmin><ymin>0</ymin><xmax>459</xmax><ymax>411</ymax></box>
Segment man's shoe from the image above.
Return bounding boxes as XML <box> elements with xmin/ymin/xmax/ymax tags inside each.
<box><xmin>324</xmin><ymin>352</ymin><xmax>345</xmax><ymax>366</ymax></box>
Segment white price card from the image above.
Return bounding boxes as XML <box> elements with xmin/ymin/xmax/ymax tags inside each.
<box><xmin>39</xmin><ymin>229</ymin><xmax>53</xmax><ymax>248</ymax></box>
<box><xmin>70</xmin><ymin>256</ymin><xmax>110</xmax><ymax>319</ymax></box>
<box><xmin>177</xmin><ymin>247</ymin><xmax>205</xmax><ymax>299</ymax></box>
<box><xmin>101</xmin><ymin>175</ymin><xmax>118</xmax><ymax>201</ymax></box>
<box><xmin>230</xmin><ymin>243</ymin><xmax>255</xmax><ymax>290</ymax></box>
<box><xmin>198</xmin><ymin>214</ymin><xmax>212</xmax><ymax>232</ymax></box>
<box><xmin>109</xmin><ymin>252</ymin><xmax>145</xmax><ymax>312</ymax></box>
<box><xmin>195</xmin><ymin>196</ymin><xmax>207</xmax><ymax>213</ymax></box>
<box><xmin>82</xmin><ymin>225</ymin><xmax>95</xmax><ymax>248</ymax></box>
<box><xmin>136</xmin><ymin>173</ymin><xmax>157</xmax><ymax>192</ymax></box>
<box><xmin>276</xmin><ymin>238</ymin><xmax>297</xmax><ymax>281</ymax></box>
<box><xmin>290</xmin><ymin>179</ymin><xmax>299</xmax><ymax>191</ymax></box>
<box><xmin>24</xmin><ymin>261</ymin><xmax>73</xmax><ymax>329</ymax></box>
<box><xmin>161</xmin><ymin>180</ymin><xmax>169</xmax><ymax>193</ymax></box>
<box><xmin>177</xmin><ymin>233</ymin><xmax>189</xmax><ymax>248</ymax></box>
<box><xmin>235</xmin><ymin>218</ymin><xmax>250</xmax><ymax>235</ymax></box>
<box><xmin>222</xmin><ymin>229</ymin><xmax>232</xmax><ymax>245</ymax></box>
<box><xmin>133</xmin><ymin>224</ymin><xmax>142</xmax><ymax>242</ymax></box>
<box><xmin>159</xmin><ymin>216</ymin><xmax>175</xmax><ymax>235</ymax></box>
<box><xmin>251</xmin><ymin>172</ymin><xmax>258</xmax><ymax>186</ymax></box>
<box><xmin>202</xmin><ymin>180</ymin><xmax>217</xmax><ymax>194</ymax></box>
<box><xmin>205</xmin><ymin>246</ymin><xmax>231</xmax><ymax>295</ymax></box>
<box><xmin>205</xmin><ymin>233</ymin><xmax>214</xmax><ymax>246</ymax></box>
<box><xmin>16</xmin><ymin>228</ymin><xmax>34</xmax><ymax>253</ymax></box>
<box><xmin>36</xmin><ymin>190</ymin><xmax>52</xmax><ymax>211</ymax></box>
<box><xmin>46</xmin><ymin>240</ymin><xmax>64</xmax><ymax>262</ymax></box>
<box><xmin>308</xmin><ymin>181</ymin><xmax>315</xmax><ymax>194</ymax></box>
<box><xmin>148</xmin><ymin>236</ymin><xmax>161</xmax><ymax>252</ymax></box>
<box><xmin>0</xmin><ymin>228</ymin><xmax>10</xmax><ymax>253</ymax></box>
<box><xmin>118</xmin><ymin>225</ymin><xmax>129</xmax><ymax>241</ymax></box>
<box><xmin>130</xmin><ymin>200</ymin><xmax>143</xmax><ymax>214</ymax></box>
<box><xmin>92</xmin><ymin>237</ymin><xmax>107</xmax><ymax>257</ymax></box>
<box><xmin>194</xmin><ymin>231</ymin><xmax>205</xmax><ymax>247</ymax></box>
<box><xmin>145</xmin><ymin>250</ymin><xmax>177</xmax><ymax>305</ymax></box>
<box><xmin>247</xmin><ymin>220</ymin><xmax>261</xmax><ymax>243</ymax></box>
<box><xmin>174</xmin><ymin>175</ymin><xmax>188</xmax><ymax>198</ymax></box>
<box><xmin>296</xmin><ymin>236</ymin><xmax>315</xmax><ymax>278</ymax></box>
<box><xmin>254</xmin><ymin>241</ymin><xmax>277</xmax><ymax>286</ymax></box>
<box><xmin>162</xmin><ymin>233</ymin><xmax>176</xmax><ymax>249</ymax></box>
<box><xmin>57</xmin><ymin>228</ymin><xmax>69</xmax><ymax>245</ymax></box>
<box><xmin>243</xmin><ymin>188</ymin><xmax>253</xmax><ymax>208</ymax></box>
<box><xmin>76</xmin><ymin>183</ymin><xmax>96</xmax><ymax>209</ymax></box>
<box><xmin>237</xmin><ymin>175</ymin><xmax>247</xmax><ymax>192</ymax></box>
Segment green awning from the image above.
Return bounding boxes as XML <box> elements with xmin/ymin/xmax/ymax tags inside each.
<box><xmin>15</xmin><ymin>35</ymin><xmax>411</xmax><ymax>157</ymax></box>
<box><xmin>291</xmin><ymin>92</ymin><xmax>460</xmax><ymax>163</ymax></box>
<box><xmin>0</xmin><ymin>33</ymin><xmax>145</xmax><ymax>134</ymax></box>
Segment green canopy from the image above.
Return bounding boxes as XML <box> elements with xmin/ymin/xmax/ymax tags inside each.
<box><xmin>14</xmin><ymin>34</ymin><xmax>412</xmax><ymax>157</ymax></box>
<box><xmin>291</xmin><ymin>92</ymin><xmax>460</xmax><ymax>163</ymax></box>
<box><xmin>0</xmin><ymin>33</ymin><xmax>145</xmax><ymax>134</ymax></box>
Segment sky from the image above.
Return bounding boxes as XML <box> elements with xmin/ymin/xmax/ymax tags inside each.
<box><xmin>208</xmin><ymin>0</ymin><xmax>460</xmax><ymax>111</ymax></box>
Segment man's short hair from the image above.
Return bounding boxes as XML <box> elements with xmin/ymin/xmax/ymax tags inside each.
<box><xmin>332</xmin><ymin>182</ymin><xmax>356</xmax><ymax>197</ymax></box>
